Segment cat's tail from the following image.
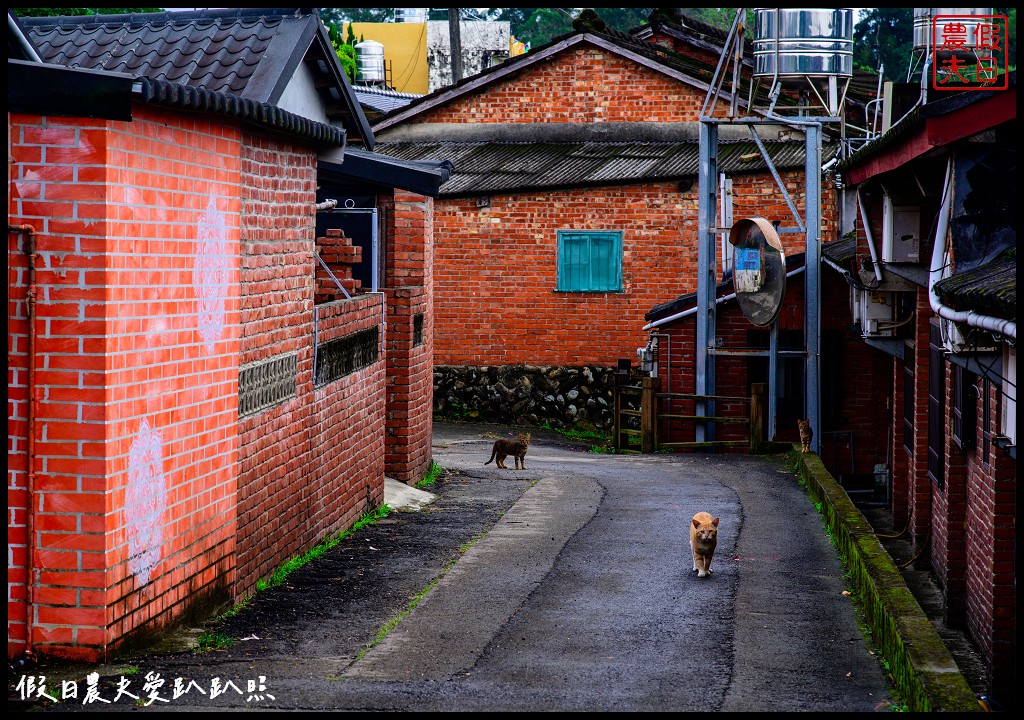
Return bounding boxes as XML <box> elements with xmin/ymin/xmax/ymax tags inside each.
<box><xmin>484</xmin><ymin>447</ymin><xmax>496</xmax><ymax>465</ymax></box>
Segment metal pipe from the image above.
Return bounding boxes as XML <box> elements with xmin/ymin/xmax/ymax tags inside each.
<box><xmin>10</xmin><ymin>222</ymin><xmax>38</xmax><ymax>658</ymax></box>
<box><xmin>747</xmin><ymin>124</ymin><xmax>805</xmax><ymax>233</ymax></box>
<box><xmin>856</xmin><ymin>186</ymin><xmax>884</xmax><ymax>283</ymax></box>
<box><xmin>928</xmin><ymin>156</ymin><xmax>1016</xmax><ymax>340</ymax></box>
<box><xmin>642</xmin><ymin>266</ymin><xmax>806</xmax><ymax>331</ymax></box>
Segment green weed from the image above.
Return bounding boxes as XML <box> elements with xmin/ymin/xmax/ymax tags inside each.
<box><xmin>258</xmin><ymin>505</ymin><xmax>392</xmax><ymax>591</ymax></box>
<box><xmin>194</xmin><ymin>631</ymin><xmax>233</xmax><ymax>653</ymax></box>
<box><xmin>354</xmin><ymin>531</ymin><xmax>487</xmax><ymax>661</ymax></box>
<box><xmin>415</xmin><ymin>461</ymin><xmax>444</xmax><ymax>489</ymax></box>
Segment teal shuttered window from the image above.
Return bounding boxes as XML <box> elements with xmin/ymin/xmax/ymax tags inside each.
<box><xmin>556</xmin><ymin>230</ymin><xmax>623</xmax><ymax>292</ymax></box>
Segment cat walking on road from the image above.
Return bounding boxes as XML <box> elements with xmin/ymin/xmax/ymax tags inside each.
<box><xmin>485</xmin><ymin>432</ymin><xmax>531</xmax><ymax>470</ymax></box>
<box><xmin>690</xmin><ymin>511</ymin><xmax>719</xmax><ymax>578</ymax></box>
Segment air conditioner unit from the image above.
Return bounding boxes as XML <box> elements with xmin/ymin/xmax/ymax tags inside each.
<box><xmin>857</xmin><ymin>288</ymin><xmax>895</xmax><ymax>337</ymax></box>
<box><xmin>882</xmin><ymin>195</ymin><xmax>920</xmax><ymax>263</ymax></box>
<box><xmin>940</xmin><ymin>316</ymin><xmax>998</xmax><ymax>354</ymax></box>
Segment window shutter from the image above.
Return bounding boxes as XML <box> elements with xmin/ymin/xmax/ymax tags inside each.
<box><xmin>557</xmin><ymin>231</ymin><xmax>621</xmax><ymax>292</ymax></box>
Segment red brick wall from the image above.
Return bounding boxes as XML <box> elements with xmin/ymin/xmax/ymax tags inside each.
<box><xmin>383</xmin><ymin>191</ymin><xmax>435</xmax><ymax>484</ymax></box>
<box><xmin>412</xmin><ymin>46</ymin><xmax>832</xmax><ymax>369</ymax></box>
<box><xmin>432</xmin><ymin>175</ymin><xmax>822</xmax><ymax>369</ymax></box>
<box><xmin>235</xmin><ymin>134</ymin><xmax>388</xmax><ymax>597</ymax></box>
<box><xmin>937</xmin><ymin>363</ymin><xmax>968</xmax><ymax>622</ymax></box>
<box><xmin>413</xmin><ymin>47</ymin><xmax>712</xmax><ymax>124</ymax></box>
<box><xmin>8</xmin><ymin>107</ymin><xmax>241</xmax><ymax>661</ymax></box>
<box><xmin>908</xmin><ymin>300</ymin><xmax>935</xmax><ymax>546</ymax></box>
<box><xmin>964</xmin><ymin>378</ymin><xmax>1017</xmax><ymax>701</ymax></box>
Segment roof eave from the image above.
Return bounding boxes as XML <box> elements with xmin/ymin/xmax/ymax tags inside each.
<box><xmin>321</xmin><ymin>149</ymin><xmax>451</xmax><ymax>198</ymax></box>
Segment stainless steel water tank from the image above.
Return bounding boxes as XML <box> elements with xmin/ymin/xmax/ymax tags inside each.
<box><xmin>753</xmin><ymin>8</ymin><xmax>854</xmax><ymax>78</ymax></box>
<box><xmin>913</xmin><ymin>8</ymin><xmax>995</xmax><ymax>51</ymax></box>
<box><xmin>355</xmin><ymin>40</ymin><xmax>385</xmax><ymax>83</ymax></box>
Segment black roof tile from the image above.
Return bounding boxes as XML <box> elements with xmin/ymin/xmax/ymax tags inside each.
<box><xmin>933</xmin><ymin>255</ymin><xmax>1016</xmax><ymax>319</ymax></box>
<box><xmin>21</xmin><ymin>8</ymin><xmax>374</xmax><ymax>146</ymax></box>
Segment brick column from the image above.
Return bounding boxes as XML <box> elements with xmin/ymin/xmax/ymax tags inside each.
<box><xmin>384</xmin><ymin>190</ymin><xmax>434</xmax><ymax>484</ymax></box>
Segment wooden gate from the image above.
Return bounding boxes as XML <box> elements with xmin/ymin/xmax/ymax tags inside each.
<box><xmin>614</xmin><ymin>375</ymin><xmax>766</xmax><ymax>454</ymax></box>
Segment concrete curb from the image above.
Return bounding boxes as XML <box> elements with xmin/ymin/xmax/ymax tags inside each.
<box><xmin>383</xmin><ymin>476</ymin><xmax>437</xmax><ymax>513</ymax></box>
<box><xmin>793</xmin><ymin>448</ymin><xmax>980</xmax><ymax>713</ymax></box>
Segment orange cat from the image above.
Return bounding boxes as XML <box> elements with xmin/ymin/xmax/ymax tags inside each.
<box><xmin>690</xmin><ymin>511</ymin><xmax>720</xmax><ymax>578</ymax></box>
<box><xmin>797</xmin><ymin>418</ymin><xmax>813</xmax><ymax>453</ymax></box>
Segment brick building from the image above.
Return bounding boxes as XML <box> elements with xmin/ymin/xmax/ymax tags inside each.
<box><xmin>369</xmin><ymin>11</ymin><xmax>838</xmax><ymax>431</ymax></box>
<box><xmin>8</xmin><ymin>9</ymin><xmax>445</xmax><ymax>663</ymax></box>
<box><xmin>824</xmin><ymin>76</ymin><xmax>1017</xmax><ymax>707</ymax></box>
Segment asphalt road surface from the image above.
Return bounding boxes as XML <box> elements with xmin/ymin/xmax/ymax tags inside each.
<box><xmin>12</xmin><ymin>422</ymin><xmax>897</xmax><ymax>712</ymax></box>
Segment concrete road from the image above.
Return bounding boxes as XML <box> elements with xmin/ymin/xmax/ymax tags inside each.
<box><xmin>13</xmin><ymin>422</ymin><xmax>896</xmax><ymax>712</ymax></box>
<box><xmin>329</xmin><ymin>424</ymin><xmax>895</xmax><ymax>711</ymax></box>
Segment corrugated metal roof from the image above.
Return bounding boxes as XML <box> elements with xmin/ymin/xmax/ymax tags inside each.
<box><xmin>374</xmin><ymin>140</ymin><xmax>820</xmax><ymax>197</ymax></box>
<box><xmin>933</xmin><ymin>255</ymin><xmax>1016</xmax><ymax>319</ymax></box>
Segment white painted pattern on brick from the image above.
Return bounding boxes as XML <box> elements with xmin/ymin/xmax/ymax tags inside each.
<box><xmin>194</xmin><ymin>196</ymin><xmax>229</xmax><ymax>353</ymax></box>
<box><xmin>125</xmin><ymin>418</ymin><xmax>166</xmax><ymax>586</ymax></box>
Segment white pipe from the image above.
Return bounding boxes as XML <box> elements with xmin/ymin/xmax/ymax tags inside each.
<box><xmin>929</xmin><ymin>156</ymin><xmax>1016</xmax><ymax>341</ymax></box>
<box><xmin>856</xmin><ymin>187</ymin><xmax>884</xmax><ymax>283</ymax></box>
<box><xmin>643</xmin><ymin>266</ymin><xmax>805</xmax><ymax>331</ymax></box>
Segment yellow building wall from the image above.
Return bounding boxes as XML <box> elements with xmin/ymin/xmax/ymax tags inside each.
<box><xmin>345</xmin><ymin>22</ymin><xmax>429</xmax><ymax>94</ymax></box>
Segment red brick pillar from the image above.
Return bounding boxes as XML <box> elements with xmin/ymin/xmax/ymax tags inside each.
<box><xmin>384</xmin><ymin>190</ymin><xmax>434</xmax><ymax>484</ymax></box>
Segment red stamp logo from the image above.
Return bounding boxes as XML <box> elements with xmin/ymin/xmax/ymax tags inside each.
<box><xmin>932</xmin><ymin>14</ymin><xmax>1009</xmax><ymax>90</ymax></box>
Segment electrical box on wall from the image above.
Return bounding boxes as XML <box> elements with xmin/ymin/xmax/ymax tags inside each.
<box><xmin>882</xmin><ymin>195</ymin><xmax>920</xmax><ymax>263</ymax></box>
<box><xmin>856</xmin><ymin>288</ymin><xmax>895</xmax><ymax>337</ymax></box>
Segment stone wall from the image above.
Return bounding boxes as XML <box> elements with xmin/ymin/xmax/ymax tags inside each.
<box><xmin>434</xmin><ymin>364</ymin><xmax>618</xmax><ymax>430</ymax></box>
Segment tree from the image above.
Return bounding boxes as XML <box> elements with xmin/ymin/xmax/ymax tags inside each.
<box><xmin>852</xmin><ymin>8</ymin><xmax>914</xmax><ymax>81</ymax></box>
<box><xmin>11</xmin><ymin>7</ymin><xmax>162</xmax><ymax>17</ymax></box>
<box><xmin>320</xmin><ymin>8</ymin><xmax>396</xmax><ymax>26</ymax></box>
<box><xmin>512</xmin><ymin>8</ymin><xmax>575</xmax><ymax>48</ymax></box>
<box><xmin>326</xmin><ymin>21</ymin><xmax>357</xmax><ymax>82</ymax></box>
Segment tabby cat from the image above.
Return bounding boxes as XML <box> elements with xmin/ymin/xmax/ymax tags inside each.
<box><xmin>797</xmin><ymin>418</ymin><xmax>813</xmax><ymax>453</ymax></box>
<box><xmin>690</xmin><ymin>511</ymin><xmax>719</xmax><ymax>578</ymax></box>
<box><xmin>484</xmin><ymin>432</ymin><xmax>531</xmax><ymax>470</ymax></box>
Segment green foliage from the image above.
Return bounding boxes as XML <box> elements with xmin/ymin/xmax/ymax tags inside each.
<box><xmin>680</xmin><ymin>8</ymin><xmax>754</xmax><ymax>32</ymax></box>
<box><xmin>320</xmin><ymin>8</ymin><xmax>396</xmax><ymax>25</ymax></box>
<box><xmin>415</xmin><ymin>460</ymin><xmax>444</xmax><ymax>489</ymax></box>
<box><xmin>326</xmin><ymin>20</ymin><xmax>357</xmax><ymax>82</ymax></box>
<box><xmin>193</xmin><ymin>631</ymin><xmax>233</xmax><ymax>653</ymax></box>
<box><xmin>853</xmin><ymin>8</ymin><xmax>914</xmax><ymax>81</ymax></box>
<box><xmin>255</xmin><ymin>505</ymin><xmax>391</xmax><ymax>592</ymax></box>
<box><xmin>514</xmin><ymin>8</ymin><xmax>575</xmax><ymax>47</ymax></box>
<box><xmin>434</xmin><ymin>399</ymin><xmax>469</xmax><ymax>422</ymax></box>
<box><xmin>12</xmin><ymin>7</ymin><xmax>162</xmax><ymax>16</ymax></box>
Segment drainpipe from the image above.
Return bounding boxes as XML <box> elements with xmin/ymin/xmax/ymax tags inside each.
<box><xmin>856</xmin><ymin>187</ymin><xmax>884</xmax><ymax>284</ymax></box>
<box><xmin>10</xmin><ymin>223</ymin><xmax>38</xmax><ymax>660</ymax></box>
<box><xmin>928</xmin><ymin>156</ymin><xmax>1016</xmax><ymax>340</ymax></box>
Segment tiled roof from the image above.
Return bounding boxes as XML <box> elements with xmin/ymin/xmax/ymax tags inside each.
<box><xmin>22</xmin><ymin>9</ymin><xmax>295</xmax><ymax>97</ymax></box>
<box><xmin>933</xmin><ymin>254</ymin><xmax>1016</xmax><ymax>320</ymax></box>
<box><xmin>373</xmin><ymin>138</ymin><xmax>826</xmax><ymax>198</ymax></box>
<box><xmin>20</xmin><ymin>8</ymin><xmax>374</xmax><ymax>146</ymax></box>
<box><xmin>353</xmin><ymin>85</ymin><xmax>422</xmax><ymax>117</ymax></box>
<box><xmin>821</xmin><ymin>234</ymin><xmax>857</xmax><ymax>267</ymax></box>
<box><xmin>135</xmin><ymin>76</ymin><xmax>346</xmax><ymax>148</ymax></box>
